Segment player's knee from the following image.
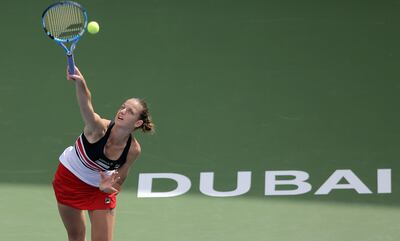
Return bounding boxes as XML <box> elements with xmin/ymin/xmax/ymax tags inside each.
<box><xmin>67</xmin><ymin>228</ymin><xmax>86</xmax><ymax>241</ymax></box>
<box><xmin>92</xmin><ymin>235</ymin><xmax>112</xmax><ymax>241</ymax></box>
<box><xmin>91</xmin><ymin>229</ymin><xmax>113</xmax><ymax>241</ymax></box>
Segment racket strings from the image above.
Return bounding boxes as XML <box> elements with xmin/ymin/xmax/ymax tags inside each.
<box><xmin>44</xmin><ymin>3</ymin><xmax>85</xmax><ymax>40</ymax></box>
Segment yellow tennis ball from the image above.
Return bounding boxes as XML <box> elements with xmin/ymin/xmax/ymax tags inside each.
<box><xmin>87</xmin><ymin>21</ymin><xmax>100</xmax><ymax>34</ymax></box>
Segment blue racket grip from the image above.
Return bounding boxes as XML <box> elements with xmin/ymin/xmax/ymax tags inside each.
<box><xmin>67</xmin><ymin>54</ymin><xmax>75</xmax><ymax>75</ymax></box>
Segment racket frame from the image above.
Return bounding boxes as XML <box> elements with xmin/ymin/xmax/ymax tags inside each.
<box><xmin>41</xmin><ymin>1</ymin><xmax>88</xmax><ymax>74</ymax></box>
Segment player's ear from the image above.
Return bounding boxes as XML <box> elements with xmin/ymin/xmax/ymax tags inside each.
<box><xmin>134</xmin><ymin>119</ymin><xmax>144</xmax><ymax>128</ymax></box>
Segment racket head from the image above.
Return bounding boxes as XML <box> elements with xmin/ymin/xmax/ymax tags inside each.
<box><xmin>42</xmin><ymin>1</ymin><xmax>88</xmax><ymax>43</ymax></box>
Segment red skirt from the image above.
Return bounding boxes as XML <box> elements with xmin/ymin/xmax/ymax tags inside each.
<box><xmin>52</xmin><ymin>163</ymin><xmax>117</xmax><ymax>210</ymax></box>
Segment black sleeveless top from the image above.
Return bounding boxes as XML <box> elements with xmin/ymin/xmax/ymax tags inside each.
<box><xmin>80</xmin><ymin>121</ymin><xmax>132</xmax><ymax>170</ymax></box>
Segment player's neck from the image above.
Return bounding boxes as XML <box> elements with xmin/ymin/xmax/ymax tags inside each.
<box><xmin>109</xmin><ymin>127</ymin><xmax>131</xmax><ymax>145</ymax></box>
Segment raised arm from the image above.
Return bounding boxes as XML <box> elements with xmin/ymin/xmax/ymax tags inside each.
<box><xmin>67</xmin><ymin>67</ymin><xmax>104</xmax><ymax>135</ymax></box>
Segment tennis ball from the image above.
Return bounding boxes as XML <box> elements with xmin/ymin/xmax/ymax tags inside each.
<box><xmin>87</xmin><ymin>21</ymin><xmax>100</xmax><ymax>34</ymax></box>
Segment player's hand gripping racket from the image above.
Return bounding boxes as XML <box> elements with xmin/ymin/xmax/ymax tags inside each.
<box><xmin>42</xmin><ymin>1</ymin><xmax>88</xmax><ymax>74</ymax></box>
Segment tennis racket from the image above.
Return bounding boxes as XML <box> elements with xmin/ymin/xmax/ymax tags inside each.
<box><xmin>42</xmin><ymin>1</ymin><xmax>88</xmax><ymax>74</ymax></box>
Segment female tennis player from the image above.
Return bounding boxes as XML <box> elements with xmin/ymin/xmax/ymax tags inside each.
<box><xmin>52</xmin><ymin>66</ymin><xmax>154</xmax><ymax>241</ymax></box>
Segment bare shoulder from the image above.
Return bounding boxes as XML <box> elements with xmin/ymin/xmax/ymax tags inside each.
<box><xmin>130</xmin><ymin>138</ymin><xmax>142</xmax><ymax>155</ymax></box>
<box><xmin>127</xmin><ymin>138</ymin><xmax>141</xmax><ymax>161</ymax></box>
<box><xmin>117</xmin><ymin>138</ymin><xmax>141</xmax><ymax>176</ymax></box>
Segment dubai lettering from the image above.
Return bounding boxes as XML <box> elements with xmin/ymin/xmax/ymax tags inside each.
<box><xmin>136</xmin><ymin>169</ymin><xmax>392</xmax><ymax>198</ymax></box>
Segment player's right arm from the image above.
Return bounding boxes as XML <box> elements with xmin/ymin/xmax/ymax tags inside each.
<box><xmin>67</xmin><ymin>67</ymin><xmax>105</xmax><ymax>138</ymax></box>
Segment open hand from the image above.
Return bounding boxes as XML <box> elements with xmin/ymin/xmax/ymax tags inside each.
<box><xmin>99</xmin><ymin>171</ymin><xmax>121</xmax><ymax>194</ymax></box>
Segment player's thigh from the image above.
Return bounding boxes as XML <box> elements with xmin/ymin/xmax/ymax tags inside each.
<box><xmin>57</xmin><ymin>203</ymin><xmax>86</xmax><ymax>240</ymax></box>
<box><xmin>88</xmin><ymin>209</ymin><xmax>116</xmax><ymax>241</ymax></box>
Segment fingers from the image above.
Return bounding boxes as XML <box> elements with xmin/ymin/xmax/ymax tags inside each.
<box><xmin>99</xmin><ymin>171</ymin><xmax>121</xmax><ymax>194</ymax></box>
<box><xmin>111</xmin><ymin>172</ymin><xmax>120</xmax><ymax>184</ymax></box>
<box><xmin>68</xmin><ymin>74</ymin><xmax>81</xmax><ymax>80</ymax></box>
<box><xmin>67</xmin><ymin>75</ymin><xmax>76</xmax><ymax>81</ymax></box>
<box><xmin>110</xmin><ymin>187</ymin><xmax>119</xmax><ymax>193</ymax></box>
<box><xmin>100</xmin><ymin>171</ymin><xmax>120</xmax><ymax>182</ymax></box>
<box><xmin>99</xmin><ymin>171</ymin><xmax>106</xmax><ymax>180</ymax></box>
<box><xmin>74</xmin><ymin>66</ymin><xmax>81</xmax><ymax>75</ymax></box>
<box><xmin>66</xmin><ymin>70</ymin><xmax>77</xmax><ymax>81</ymax></box>
<box><xmin>114</xmin><ymin>176</ymin><xmax>121</xmax><ymax>184</ymax></box>
<box><xmin>99</xmin><ymin>186</ymin><xmax>119</xmax><ymax>194</ymax></box>
<box><xmin>66</xmin><ymin>66</ymin><xmax>83</xmax><ymax>81</ymax></box>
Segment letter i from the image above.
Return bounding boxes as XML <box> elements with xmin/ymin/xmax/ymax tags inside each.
<box><xmin>377</xmin><ymin>169</ymin><xmax>391</xmax><ymax>194</ymax></box>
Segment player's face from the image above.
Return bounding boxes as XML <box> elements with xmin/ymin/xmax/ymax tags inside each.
<box><xmin>115</xmin><ymin>99</ymin><xmax>143</xmax><ymax>130</ymax></box>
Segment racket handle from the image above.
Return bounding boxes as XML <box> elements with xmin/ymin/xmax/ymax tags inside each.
<box><xmin>67</xmin><ymin>54</ymin><xmax>75</xmax><ymax>75</ymax></box>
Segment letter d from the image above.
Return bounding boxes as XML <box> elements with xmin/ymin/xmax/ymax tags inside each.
<box><xmin>137</xmin><ymin>173</ymin><xmax>191</xmax><ymax>198</ymax></box>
